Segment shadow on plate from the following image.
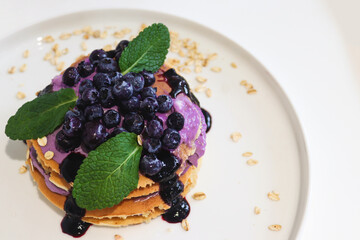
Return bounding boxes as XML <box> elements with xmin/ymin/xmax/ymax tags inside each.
<box><xmin>5</xmin><ymin>139</ymin><xmax>27</xmax><ymax>161</ymax></box>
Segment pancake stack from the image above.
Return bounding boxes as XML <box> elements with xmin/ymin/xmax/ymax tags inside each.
<box><xmin>24</xmin><ymin>62</ymin><xmax>206</xmax><ymax>226</ymax></box>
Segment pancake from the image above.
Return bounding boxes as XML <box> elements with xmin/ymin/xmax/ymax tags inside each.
<box><xmin>26</xmin><ymin>152</ymin><xmax>200</xmax><ymax>226</ymax></box>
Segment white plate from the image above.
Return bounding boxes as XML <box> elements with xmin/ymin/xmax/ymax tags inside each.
<box><xmin>0</xmin><ymin>9</ymin><xmax>308</xmax><ymax>240</ymax></box>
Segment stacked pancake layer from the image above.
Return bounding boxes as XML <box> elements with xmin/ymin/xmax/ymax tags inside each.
<box><xmin>24</xmin><ymin>60</ymin><xmax>207</xmax><ymax>226</ymax></box>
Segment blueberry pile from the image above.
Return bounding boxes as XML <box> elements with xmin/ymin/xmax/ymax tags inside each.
<box><xmin>55</xmin><ymin>40</ymin><xmax>191</xmax><ymax>223</ymax></box>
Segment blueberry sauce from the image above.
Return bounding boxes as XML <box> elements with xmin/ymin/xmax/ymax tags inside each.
<box><xmin>61</xmin><ymin>215</ymin><xmax>91</xmax><ymax>238</ymax></box>
<box><xmin>201</xmin><ymin>108</ymin><xmax>212</xmax><ymax>133</ymax></box>
<box><xmin>61</xmin><ymin>195</ymin><xmax>91</xmax><ymax>237</ymax></box>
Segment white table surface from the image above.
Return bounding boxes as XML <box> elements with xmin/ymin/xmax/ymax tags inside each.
<box><xmin>1</xmin><ymin>0</ymin><xmax>359</xmax><ymax>239</ymax></box>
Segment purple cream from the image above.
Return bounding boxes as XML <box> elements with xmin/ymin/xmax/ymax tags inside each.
<box><xmin>29</xmin><ymin>148</ymin><xmax>69</xmax><ymax>196</ymax></box>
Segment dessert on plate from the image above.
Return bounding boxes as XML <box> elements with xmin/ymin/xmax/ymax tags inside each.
<box><xmin>5</xmin><ymin>23</ymin><xmax>211</xmax><ymax>237</ymax></box>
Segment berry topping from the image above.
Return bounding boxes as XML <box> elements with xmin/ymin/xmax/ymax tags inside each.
<box><xmin>89</xmin><ymin>49</ymin><xmax>107</xmax><ymax>64</ymax></box>
<box><xmin>84</xmin><ymin>104</ymin><xmax>104</xmax><ymax>121</ymax></box>
<box><xmin>37</xmin><ymin>84</ymin><xmax>53</xmax><ymax>97</ymax></box>
<box><xmin>99</xmin><ymin>87</ymin><xmax>115</xmax><ymax>108</ymax></box>
<box><xmin>157</xmin><ymin>95</ymin><xmax>173</xmax><ymax>113</ymax></box>
<box><xmin>124</xmin><ymin>73</ymin><xmax>145</xmax><ymax>93</ymax></box>
<box><xmin>81</xmin><ymin>88</ymin><xmax>99</xmax><ymax>105</ymax></box>
<box><xmin>62</xmin><ymin>113</ymin><xmax>83</xmax><ymax>137</ymax></box>
<box><xmin>143</xmin><ymin>138</ymin><xmax>162</xmax><ymax>154</ymax></box>
<box><xmin>123</xmin><ymin>112</ymin><xmax>144</xmax><ymax>134</ymax></box>
<box><xmin>201</xmin><ymin>108</ymin><xmax>212</xmax><ymax>133</ymax></box>
<box><xmin>139</xmin><ymin>154</ymin><xmax>163</xmax><ymax>176</ymax></box>
<box><xmin>61</xmin><ymin>215</ymin><xmax>91</xmax><ymax>238</ymax></box>
<box><xmin>115</xmin><ymin>40</ymin><xmax>129</xmax><ymax>52</ymax></box>
<box><xmin>141</xmin><ymin>87</ymin><xmax>157</xmax><ymax>99</ymax></box>
<box><xmin>108</xmin><ymin>127</ymin><xmax>127</xmax><ymax>139</ymax></box>
<box><xmin>162</xmin><ymin>196</ymin><xmax>190</xmax><ymax>223</ymax></box>
<box><xmin>108</xmin><ymin>71</ymin><xmax>123</xmax><ymax>85</ymax></box>
<box><xmin>78</xmin><ymin>79</ymin><xmax>94</xmax><ymax>95</ymax></box>
<box><xmin>55</xmin><ymin>130</ymin><xmax>81</xmax><ymax>152</ymax></box>
<box><xmin>103</xmin><ymin>110</ymin><xmax>121</xmax><ymax>128</ymax></box>
<box><xmin>146</xmin><ymin>119</ymin><xmax>164</xmax><ymax>138</ymax></box>
<box><xmin>97</xmin><ymin>58</ymin><xmax>119</xmax><ymax>73</ymax></box>
<box><xmin>93</xmin><ymin>73</ymin><xmax>112</xmax><ymax>90</ymax></box>
<box><xmin>159</xmin><ymin>176</ymin><xmax>184</xmax><ymax>205</ymax></box>
<box><xmin>62</xmin><ymin>67</ymin><xmax>80</xmax><ymax>87</ymax></box>
<box><xmin>77</xmin><ymin>61</ymin><xmax>95</xmax><ymax>77</ymax></box>
<box><xmin>82</xmin><ymin>121</ymin><xmax>108</xmax><ymax>150</ymax></box>
<box><xmin>60</xmin><ymin>153</ymin><xmax>85</xmax><ymax>183</ymax></box>
<box><xmin>112</xmin><ymin>80</ymin><xmax>133</xmax><ymax>100</ymax></box>
<box><xmin>141</xmin><ymin>70</ymin><xmax>156</xmax><ymax>87</ymax></box>
<box><xmin>149</xmin><ymin>150</ymin><xmax>181</xmax><ymax>182</ymax></box>
<box><xmin>166</xmin><ymin>112</ymin><xmax>185</xmax><ymax>131</ymax></box>
<box><xmin>119</xmin><ymin>96</ymin><xmax>140</xmax><ymax>113</ymax></box>
<box><xmin>161</xmin><ymin>128</ymin><xmax>181</xmax><ymax>150</ymax></box>
<box><xmin>64</xmin><ymin>195</ymin><xmax>86</xmax><ymax>218</ymax></box>
<box><xmin>140</xmin><ymin>97</ymin><xmax>159</xmax><ymax>119</ymax></box>
<box><xmin>106</xmin><ymin>50</ymin><xmax>116</xmax><ymax>58</ymax></box>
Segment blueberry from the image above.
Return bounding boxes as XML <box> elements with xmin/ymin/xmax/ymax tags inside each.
<box><xmin>141</xmin><ymin>70</ymin><xmax>156</xmax><ymax>87</ymax></box>
<box><xmin>81</xmin><ymin>88</ymin><xmax>99</xmax><ymax>105</ymax></box>
<box><xmin>119</xmin><ymin>96</ymin><xmax>140</xmax><ymax>113</ymax></box>
<box><xmin>140</xmin><ymin>97</ymin><xmax>159</xmax><ymax>119</ymax></box>
<box><xmin>62</xmin><ymin>67</ymin><xmax>80</xmax><ymax>86</ymax></box>
<box><xmin>124</xmin><ymin>73</ymin><xmax>144</xmax><ymax>93</ymax></box>
<box><xmin>97</xmin><ymin>58</ymin><xmax>118</xmax><ymax>73</ymax></box>
<box><xmin>108</xmin><ymin>72</ymin><xmax>123</xmax><ymax>85</ymax></box>
<box><xmin>115</xmin><ymin>51</ymin><xmax>122</xmax><ymax>63</ymax></box>
<box><xmin>82</xmin><ymin>121</ymin><xmax>107</xmax><ymax>150</ymax></box>
<box><xmin>166</xmin><ymin>112</ymin><xmax>185</xmax><ymax>131</ymax></box>
<box><xmin>162</xmin><ymin>128</ymin><xmax>181</xmax><ymax>150</ymax></box>
<box><xmin>55</xmin><ymin>130</ymin><xmax>81</xmax><ymax>152</ymax></box>
<box><xmin>108</xmin><ymin>127</ymin><xmax>127</xmax><ymax>139</ymax></box>
<box><xmin>75</xmin><ymin>98</ymin><xmax>86</xmax><ymax>110</ymax></box>
<box><xmin>162</xmin><ymin>196</ymin><xmax>190</xmax><ymax>223</ymax></box>
<box><xmin>140</xmin><ymin>87</ymin><xmax>157</xmax><ymax>99</ymax></box>
<box><xmin>99</xmin><ymin>87</ymin><xmax>115</xmax><ymax>108</ymax></box>
<box><xmin>123</xmin><ymin>113</ymin><xmax>144</xmax><ymax>134</ymax></box>
<box><xmin>103</xmin><ymin>110</ymin><xmax>121</xmax><ymax>128</ymax></box>
<box><xmin>89</xmin><ymin>49</ymin><xmax>107</xmax><ymax>64</ymax></box>
<box><xmin>78</xmin><ymin>79</ymin><xmax>94</xmax><ymax>95</ymax></box>
<box><xmin>62</xmin><ymin>114</ymin><xmax>83</xmax><ymax>137</ymax></box>
<box><xmin>65</xmin><ymin>109</ymin><xmax>85</xmax><ymax>123</ymax></box>
<box><xmin>64</xmin><ymin>195</ymin><xmax>86</xmax><ymax>217</ymax></box>
<box><xmin>157</xmin><ymin>95</ymin><xmax>173</xmax><ymax>113</ymax></box>
<box><xmin>149</xmin><ymin>150</ymin><xmax>181</xmax><ymax>182</ymax></box>
<box><xmin>37</xmin><ymin>84</ymin><xmax>53</xmax><ymax>97</ymax></box>
<box><xmin>93</xmin><ymin>73</ymin><xmax>112</xmax><ymax>90</ymax></box>
<box><xmin>60</xmin><ymin>153</ymin><xmax>85</xmax><ymax>183</ymax></box>
<box><xmin>115</xmin><ymin>40</ymin><xmax>129</xmax><ymax>52</ymax></box>
<box><xmin>106</xmin><ymin>50</ymin><xmax>116</xmax><ymax>58</ymax></box>
<box><xmin>84</xmin><ymin>104</ymin><xmax>103</xmax><ymax>121</ymax></box>
<box><xmin>143</xmin><ymin>138</ymin><xmax>162</xmax><ymax>154</ymax></box>
<box><xmin>77</xmin><ymin>61</ymin><xmax>95</xmax><ymax>77</ymax></box>
<box><xmin>112</xmin><ymin>80</ymin><xmax>133</xmax><ymax>100</ymax></box>
<box><xmin>139</xmin><ymin>154</ymin><xmax>163</xmax><ymax>176</ymax></box>
<box><xmin>159</xmin><ymin>176</ymin><xmax>184</xmax><ymax>205</ymax></box>
<box><xmin>201</xmin><ymin>108</ymin><xmax>212</xmax><ymax>133</ymax></box>
<box><xmin>146</xmin><ymin>119</ymin><xmax>164</xmax><ymax>138</ymax></box>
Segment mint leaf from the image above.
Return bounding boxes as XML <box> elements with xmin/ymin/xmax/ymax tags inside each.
<box><xmin>119</xmin><ymin>23</ymin><xmax>170</xmax><ymax>75</ymax></box>
<box><xmin>5</xmin><ymin>88</ymin><xmax>77</xmax><ymax>140</ymax></box>
<box><xmin>72</xmin><ymin>132</ymin><xmax>143</xmax><ymax>210</ymax></box>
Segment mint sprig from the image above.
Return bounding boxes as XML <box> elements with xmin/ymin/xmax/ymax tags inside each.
<box><xmin>5</xmin><ymin>88</ymin><xmax>77</xmax><ymax>140</ymax></box>
<box><xmin>119</xmin><ymin>23</ymin><xmax>170</xmax><ymax>75</ymax></box>
<box><xmin>73</xmin><ymin>132</ymin><xmax>143</xmax><ymax>210</ymax></box>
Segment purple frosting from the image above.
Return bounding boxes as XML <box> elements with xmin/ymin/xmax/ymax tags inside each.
<box><xmin>29</xmin><ymin>148</ymin><xmax>69</xmax><ymax>196</ymax></box>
